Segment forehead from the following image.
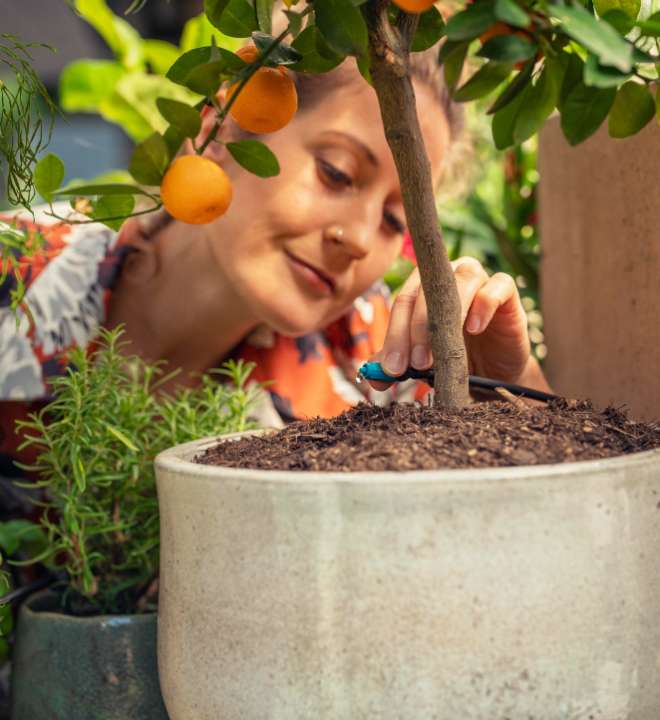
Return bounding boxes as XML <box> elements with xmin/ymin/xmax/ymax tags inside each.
<box><xmin>296</xmin><ymin>69</ymin><xmax>450</xmax><ymax>189</ymax></box>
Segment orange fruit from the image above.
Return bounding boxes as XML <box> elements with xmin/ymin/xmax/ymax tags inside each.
<box><xmin>479</xmin><ymin>21</ymin><xmax>540</xmax><ymax>70</ymax></box>
<box><xmin>227</xmin><ymin>45</ymin><xmax>298</xmax><ymax>134</ymax></box>
<box><xmin>160</xmin><ymin>155</ymin><xmax>233</xmax><ymax>225</ymax></box>
<box><xmin>392</xmin><ymin>0</ymin><xmax>436</xmax><ymax>11</ymax></box>
<box><xmin>479</xmin><ymin>21</ymin><xmax>523</xmax><ymax>44</ymax></box>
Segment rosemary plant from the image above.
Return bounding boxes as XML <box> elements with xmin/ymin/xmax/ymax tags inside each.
<box><xmin>16</xmin><ymin>327</ymin><xmax>260</xmax><ymax>615</ymax></box>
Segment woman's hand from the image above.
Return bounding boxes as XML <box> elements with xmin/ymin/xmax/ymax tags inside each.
<box><xmin>370</xmin><ymin>258</ymin><xmax>550</xmax><ymax>391</ymax></box>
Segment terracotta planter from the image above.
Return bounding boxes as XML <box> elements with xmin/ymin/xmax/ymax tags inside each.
<box><xmin>155</xmin><ymin>434</ymin><xmax>660</xmax><ymax>720</ymax></box>
<box><xmin>10</xmin><ymin>591</ymin><xmax>169</xmax><ymax>720</ymax></box>
<box><xmin>539</xmin><ymin>119</ymin><xmax>660</xmax><ymax>421</ymax></box>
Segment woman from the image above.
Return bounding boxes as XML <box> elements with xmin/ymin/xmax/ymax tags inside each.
<box><xmin>0</xmin><ymin>51</ymin><xmax>550</xmax><ymax>479</ymax></box>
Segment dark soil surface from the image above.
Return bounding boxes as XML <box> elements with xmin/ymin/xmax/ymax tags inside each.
<box><xmin>196</xmin><ymin>399</ymin><xmax>660</xmax><ymax>472</ymax></box>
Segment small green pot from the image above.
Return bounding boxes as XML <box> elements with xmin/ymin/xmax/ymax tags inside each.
<box><xmin>10</xmin><ymin>591</ymin><xmax>169</xmax><ymax>720</ymax></box>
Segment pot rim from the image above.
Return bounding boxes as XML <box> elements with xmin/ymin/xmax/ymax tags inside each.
<box><xmin>155</xmin><ymin>431</ymin><xmax>660</xmax><ymax>484</ymax></box>
<box><xmin>19</xmin><ymin>589</ymin><xmax>156</xmax><ymax>625</ymax></box>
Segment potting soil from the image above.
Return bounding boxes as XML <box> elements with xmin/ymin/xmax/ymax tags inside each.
<box><xmin>195</xmin><ymin>399</ymin><xmax>660</xmax><ymax>471</ymax></box>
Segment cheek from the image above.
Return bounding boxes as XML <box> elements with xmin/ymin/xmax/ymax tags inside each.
<box><xmin>350</xmin><ymin>242</ymin><xmax>403</xmax><ymax>295</ymax></box>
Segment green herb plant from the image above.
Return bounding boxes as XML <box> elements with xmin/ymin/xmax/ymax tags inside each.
<box><xmin>0</xmin><ymin>33</ymin><xmax>58</xmax><ymax>211</ymax></box>
<box><xmin>15</xmin><ymin>326</ymin><xmax>260</xmax><ymax>615</ymax></box>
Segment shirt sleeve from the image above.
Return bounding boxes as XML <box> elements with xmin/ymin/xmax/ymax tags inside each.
<box><xmin>0</xmin><ymin>205</ymin><xmax>120</xmax><ymax>401</ymax></box>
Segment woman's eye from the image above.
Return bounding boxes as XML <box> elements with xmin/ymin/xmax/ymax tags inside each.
<box><xmin>317</xmin><ymin>159</ymin><xmax>353</xmax><ymax>189</ymax></box>
<box><xmin>383</xmin><ymin>210</ymin><xmax>405</xmax><ymax>235</ymax></box>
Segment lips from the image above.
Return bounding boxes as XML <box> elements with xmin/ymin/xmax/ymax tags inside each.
<box><xmin>284</xmin><ymin>251</ymin><xmax>337</xmax><ymax>295</ymax></box>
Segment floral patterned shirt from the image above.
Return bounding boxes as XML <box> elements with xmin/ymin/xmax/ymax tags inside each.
<box><xmin>0</xmin><ymin>205</ymin><xmax>420</xmax><ymax>489</ymax></box>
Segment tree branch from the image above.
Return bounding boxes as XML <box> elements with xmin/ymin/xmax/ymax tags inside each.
<box><xmin>364</xmin><ymin>0</ymin><xmax>470</xmax><ymax>407</ymax></box>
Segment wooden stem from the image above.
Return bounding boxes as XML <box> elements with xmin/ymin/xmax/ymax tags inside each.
<box><xmin>364</xmin><ymin>1</ymin><xmax>470</xmax><ymax>407</ymax></box>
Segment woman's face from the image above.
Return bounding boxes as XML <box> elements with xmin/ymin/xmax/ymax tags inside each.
<box><xmin>203</xmin><ymin>68</ymin><xmax>450</xmax><ymax>337</ymax></box>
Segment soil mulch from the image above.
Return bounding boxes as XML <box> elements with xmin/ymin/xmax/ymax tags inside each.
<box><xmin>195</xmin><ymin>399</ymin><xmax>660</xmax><ymax>472</ymax></box>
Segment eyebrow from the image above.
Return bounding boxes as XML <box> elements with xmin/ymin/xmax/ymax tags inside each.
<box><xmin>318</xmin><ymin>130</ymin><xmax>379</xmax><ymax>168</ymax></box>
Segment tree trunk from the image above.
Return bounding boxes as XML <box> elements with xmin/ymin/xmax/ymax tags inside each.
<box><xmin>364</xmin><ymin>1</ymin><xmax>470</xmax><ymax>407</ymax></box>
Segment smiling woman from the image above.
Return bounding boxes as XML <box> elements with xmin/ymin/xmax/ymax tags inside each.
<box><xmin>0</xmin><ymin>39</ymin><xmax>549</xmax><ymax>483</ymax></box>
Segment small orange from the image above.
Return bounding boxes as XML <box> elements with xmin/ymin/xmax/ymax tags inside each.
<box><xmin>392</xmin><ymin>0</ymin><xmax>436</xmax><ymax>12</ymax></box>
<box><xmin>160</xmin><ymin>155</ymin><xmax>233</xmax><ymax>225</ymax></box>
<box><xmin>479</xmin><ymin>21</ymin><xmax>524</xmax><ymax>44</ymax></box>
<box><xmin>227</xmin><ymin>45</ymin><xmax>298</xmax><ymax>134</ymax></box>
<box><xmin>479</xmin><ymin>21</ymin><xmax>540</xmax><ymax>70</ymax></box>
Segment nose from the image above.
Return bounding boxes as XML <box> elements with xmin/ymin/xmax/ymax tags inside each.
<box><xmin>323</xmin><ymin>204</ymin><xmax>376</xmax><ymax>260</ymax></box>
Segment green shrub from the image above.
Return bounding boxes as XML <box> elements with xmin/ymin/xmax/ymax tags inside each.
<box><xmin>16</xmin><ymin>326</ymin><xmax>260</xmax><ymax>615</ymax></box>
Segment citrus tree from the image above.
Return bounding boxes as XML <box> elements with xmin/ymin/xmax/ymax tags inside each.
<box><xmin>10</xmin><ymin>0</ymin><xmax>660</xmax><ymax>407</ymax></box>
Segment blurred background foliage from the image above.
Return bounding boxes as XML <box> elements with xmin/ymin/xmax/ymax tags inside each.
<box><xmin>0</xmin><ymin>0</ymin><xmax>544</xmax><ymax>358</ymax></box>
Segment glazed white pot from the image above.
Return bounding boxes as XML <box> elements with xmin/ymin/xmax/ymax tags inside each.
<box><xmin>155</xmin><ymin>433</ymin><xmax>660</xmax><ymax>720</ymax></box>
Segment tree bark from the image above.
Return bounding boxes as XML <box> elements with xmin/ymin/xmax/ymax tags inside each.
<box><xmin>364</xmin><ymin>1</ymin><xmax>470</xmax><ymax>407</ymax></box>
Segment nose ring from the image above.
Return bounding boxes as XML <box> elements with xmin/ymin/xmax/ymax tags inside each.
<box><xmin>327</xmin><ymin>224</ymin><xmax>345</xmax><ymax>242</ymax></box>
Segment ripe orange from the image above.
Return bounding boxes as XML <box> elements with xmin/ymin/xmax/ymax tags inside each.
<box><xmin>160</xmin><ymin>155</ymin><xmax>233</xmax><ymax>225</ymax></box>
<box><xmin>392</xmin><ymin>0</ymin><xmax>436</xmax><ymax>11</ymax></box>
<box><xmin>227</xmin><ymin>45</ymin><xmax>298</xmax><ymax>134</ymax></box>
<box><xmin>479</xmin><ymin>21</ymin><xmax>524</xmax><ymax>44</ymax></box>
<box><xmin>479</xmin><ymin>21</ymin><xmax>540</xmax><ymax>70</ymax></box>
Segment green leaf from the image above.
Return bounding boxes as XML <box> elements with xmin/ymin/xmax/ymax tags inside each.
<box><xmin>290</xmin><ymin>26</ymin><xmax>344</xmax><ymax>73</ymax></box>
<box><xmin>558</xmin><ymin>51</ymin><xmax>584</xmax><ymax>110</ymax></box>
<box><xmin>593</xmin><ymin>0</ymin><xmax>641</xmax><ymax>21</ymax></box>
<box><xmin>0</xmin><ymin>520</ymin><xmax>44</xmax><ymax>556</ymax></box>
<box><xmin>163</xmin><ymin>125</ymin><xmax>187</xmax><ymax>160</ymax></box>
<box><xmin>255</xmin><ymin>0</ymin><xmax>274</xmax><ymax>33</ymax></box>
<box><xmin>494</xmin><ymin>0</ymin><xmax>529</xmax><ymax>28</ymax></box>
<box><xmin>637</xmin><ymin>10</ymin><xmax>660</xmax><ymax>36</ymax></box>
<box><xmin>92</xmin><ymin>195</ymin><xmax>136</xmax><ymax>231</ymax></box>
<box><xmin>73</xmin><ymin>0</ymin><xmax>144</xmax><ymax>70</ymax></box>
<box><xmin>453</xmin><ymin>60</ymin><xmax>513</xmax><ymax>102</ymax></box>
<box><xmin>205</xmin><ymin>0</ymin><xmax>259</xmax><ymax>38</ymax></box>
<box><xmin>601</xmin><ymin>9</ymin><xmax>635</xmax><ymax>34</ymax></box>
<box><xmin>442</xmin><ymin>42</ymin><xmax>469</xmax><ymax>91</ymax></box>
<box><xmin>98</xmin><ymin>92</ymin><xmax>153</xmax><ymax>141</ymax></box>
<box><xmin>226</xmin><ymin>140</ymin><xmax>280</xmax><ymax>177</ymax></box>
<box><xmin>315</xmin><ymin>0</ymin><xmax>368</xmax><ymax>56</ymax></box>
<box><xmin>104</xmin><ymin>422</ymin><xmax>140</xmax><ymax>451</ymax></box>
<box><xmin>34</xmin><ymin>154</ymin><xmax>65</xmax><ymax>202</ymax></box>
<box><xmin>59</xmin><ymin>60</ymin><xmax>126</xmax><ymax>113</ymax></box>
<box><xmin>608</xmin><ymin>81</ymin><xmax>656</xmax><ymax>137</ymax></box>
<box><xmin>411</xmin><ymin>8</ymin><xmax>446</xmax><ymax>52</ymax></box>
<box><xmin>252</xmin><ymin>32</ymin><xmax>303</xmax><ymax>65</ymax></box>
<box><xmin>142</xmin><ymin>40</ymin><xmax>180</xmax><ymax>75</ymax></box>
<box><xmin>54</xmin><ymin>183</ymin><xmax>156</xmax><ymax>197</ymax></box>
<box><xmin>283</xmin><ymin>10</ymin><xmax>305</xmax><ymax>38</ymax></box>
<box><xmin>487</xmin><ymin>57</ymin><xmax>534</xmax><ymax>114</ymax></box>
<box><xmin>112</xmin><ymin>73</ymin><xmax>202</xmax><ymax>137</ymax></box>
<box><xmin>180</xmin><ymin>12</ymin><xmax>244</xmax><ymax>53</ymax></box>
<box><xmin>551</xmin><ymin>4</ymin><xmax>633</xmax><ymax>72</ymax></box>
<box><xmin>477</xmin><ymin>34</ymin><xmax>536</xmax><ymax>62</ymax></box>
<box><xmin>584</xmin><ymin>53</ymin><xmax>631</xmax><ymax>88</ymax></box>
<box><xmin>129</xmin><ymin>133</ymin><xmax>169</xmax><ymax>185</ymax></box>
<box><xmin>156</xmin><ymin>98</ymin><xmax>202</xmax><ymax>138</ymax></box>
<box><xmin>513</xmin><ymin>59</ymin><xmax>562</xmax><ymax>143</ymax></box>
<box><xmin>445</xmin><ymin>1</ymin><xmax>497</xmax><ymax>41</ymax></box>
<box><xmin>560</xmin><ymin>81</ymin><xmax>616</xmax><ymax>144</ymax></box>
<box><xmin>167</xmin><ymin>46</ymin><xmax>245</xmax><ymax>86</ymax></box>
<box><xmin>492</xmin><ymin>84</ymin><xmax>527</xmax><ymax>149</ymax></box>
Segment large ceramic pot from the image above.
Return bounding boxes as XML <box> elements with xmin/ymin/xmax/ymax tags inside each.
<box><xmin>155</xmin><ymin>434</ymin><xmax>660</xmax><ymax>720</ymax></box>
<box><xmin>10</xmin><ymin>590</ymin><xmax>169</xmax><ymax>720</ymax></box>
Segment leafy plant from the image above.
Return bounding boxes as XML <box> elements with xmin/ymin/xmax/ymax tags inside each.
<box><xmin>0</xmin><ymin>34</ymin><xmax>58</xmax><ymax>211</ymax></box>
<box><xmin>0</xmin><ymin>520</ymin><xmax>48</xmax><ymax>660</ymax></box>
<box><xmin>15</xmin><ymin>327</ymin><xmax>260</xmax><ymax>614</ymax></box>
<box><xmin>0</xmin><ymin>219</ymin><xmax>46</xmax><ymax>314</ymax></box>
